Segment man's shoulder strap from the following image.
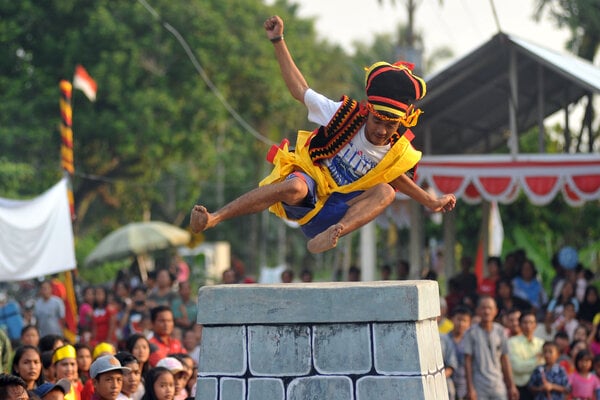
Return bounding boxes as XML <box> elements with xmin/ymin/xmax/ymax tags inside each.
<box><xmin>308</xmin><ymin>96</ymin><xmax>366</xmax><ymax>162</ymax></box>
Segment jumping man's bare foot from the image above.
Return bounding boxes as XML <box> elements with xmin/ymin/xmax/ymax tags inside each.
<box><xmin>190</xmin><ymin>205</ymin><xmax>212</xmax><ymax>233</ymax></box>
<box><xmin>307</xmin><ymin>224</ymin><xmax>344</xmax><ymax>254</ymax></box>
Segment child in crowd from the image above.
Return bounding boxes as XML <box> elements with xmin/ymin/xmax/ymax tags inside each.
<box><xmin>553</xmin><ymin>302</ymin><xmax>579</xmax><ymax>342</ymax></box>
<box><xmin>445</xmin><ymin>305</ymin><xmax>472</xmax><ymax>400</ymax></box>
<box><xmin>141</xmin><ymin>366</ymin><xmax>175</xmax><ymax>400</ymax></box>
<box><xmin>528</xmin><ymin>341</ymin><xmax>570</xmax><ymax>400</ymax></box>
<box><xmin>574</xmin><ymin>325</ymin><xmax>590</xmax><ymax>344</ymax></box>
<box><xmin>115</xmin><ymin>351</ymin><xmax>144</xmax><ymax>400</ymax></box>
<box><xmin>20</xmin><ymin>325</ymin><xmax>40</xmax><ymax>348</ymax></box>
<box><xmin>569</xmin><ymin>349</ymin><xmax>600</xmax><ymax>399</ymax></box>
<box><xmin>562</xmin><ymin>340</ymin><xmax>589</xmax><ymax>376</ymax></box>
<box><xmin>156</xmin><ymin>357</ymin><xmax>189</xmax><ymax>400</ymax></box>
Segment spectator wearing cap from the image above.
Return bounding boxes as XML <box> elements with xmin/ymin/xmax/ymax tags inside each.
<box><xmin>156</xmin><ymin>357</ymin><xmax>188</xmax><ymax>400</ymax></box>
<box><xmin>114</xmin><ymin>352</ymin><xmax>143</xmax><ymax>400</ymax></box>
<box><xmin>81</xmin><ymin>342</ymin><xmax>117</xmax><ymax>400</ymax></box>
<box><xmin>89</xmin><ymin>355</ymin><xmax>130</xmax><ymax>400</ymax></box>
<box><xmin>169</xmin><ymin>354</ymin><xmax>196</xmax><ymax>400</ymax></box>
<box><xmin>148</xmin><ymin>306</ymin><xmax>185</xmax><ymax>367</ymax></box>
<box><xmin>33</xmin><ymin>378</ymin><xmax>70</xmax><ymax>400</ymax></box>
<box><xmin>0</xmin><ymin>373</ymin><xmax>28</xmax><ymax>400</ymax></box>
<box><xmin>52</xmin><ymin>344</ymin><xmax>83</xmax><ymax>400</ymax></box>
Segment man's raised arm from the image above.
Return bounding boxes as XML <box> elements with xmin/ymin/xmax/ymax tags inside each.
<box><xmin>264</xmin><ymin>15</ymin><xmax>309</xmax><ymax>104</ymax></box>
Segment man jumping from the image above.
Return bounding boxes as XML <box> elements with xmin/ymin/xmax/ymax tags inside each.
<box><xmin>190</xmin><ymin>15</ymin><xmax>456</xmax><ymax>253</ymax></box>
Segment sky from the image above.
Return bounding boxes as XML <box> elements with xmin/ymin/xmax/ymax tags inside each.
<box><xmin>289</xmin><ymin>0</ymin><xmax>572</xmax><ymax>74</ymax></box>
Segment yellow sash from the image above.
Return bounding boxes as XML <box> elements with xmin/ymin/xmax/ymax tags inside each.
<box><xmin>259</xmin><ymin>130</ymin><xmax>421</xmax><ymax>225</ymax></box>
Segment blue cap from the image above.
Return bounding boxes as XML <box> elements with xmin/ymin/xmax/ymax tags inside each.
<box><xmin>33</xmin><ymin>379</ymin><xmax>71</xmax><ymax>397</ymax></box>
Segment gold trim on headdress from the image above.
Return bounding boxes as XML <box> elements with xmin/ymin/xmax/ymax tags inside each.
<box><xmin>53</xmin><ymin>344</ymin><xmax>76</xmax><ymax>364</ymax></box>
<box><xmin>367</xmin><ymin>103</ymin><xmax>423</xmax><ymax>127</ymax></box>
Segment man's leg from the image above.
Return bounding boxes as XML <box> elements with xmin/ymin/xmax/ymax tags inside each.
<box><xmin>190</xmin><ymin>177</ymin><xmax>308</xmax><ymax>233</ymax></box>
<box><xmin>307</xmin><ymin>183</ymin><xmax>395</xmax><ymax>253</ymax></box>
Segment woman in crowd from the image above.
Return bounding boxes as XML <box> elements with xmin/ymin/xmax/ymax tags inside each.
<box><xmin>494</xmin><ymin>278</ymin><xmax>531</xmax><ymax>322</ymax></box>
<box><xmin>91</xmin><ymin>286</ymin><xmax>118</xmax><ymax>346</ymax></box>
<box><xmin>11</xmin><ymin>345</ymin><xmax>44</xmax><ymax>390</ymax></box>
<box><xmin>512</xmin><ymin>258</ymin><xmax>547</xmax><ymax>314</ymax></box>
<box><xmin>577</xmin><ymin>285</ymin><xmax>600</xmax><ymax>329</ymax></box>
<box><xmin>78</xmin><ymin>286</ymin><xmax>95</xmax><ymax>335</ymax></box>
<box><xmin>74</xmin><ymin>344</ymin><xmax>92</xmax><ymax>385</ymax></box>
<box><xmin>126</xmin><ymin>334</ymin><xmax>152</xmax><ymax>376</ymax></box>
<box><xmin>546</xmin><ymin>280</ymin><xmax>579</xmax><ymax>324</ymax></box>
<box><xmin>52</xmin><ymin>344</ymin><xmax>83</xmax><ymax>400</ymax></box>
<box><xmin>147</xmin><ymin>269</ymin><xmax>177</xmax><ymax>308</ymax></box>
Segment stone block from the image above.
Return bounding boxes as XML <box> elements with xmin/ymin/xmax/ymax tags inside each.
<box><xmin>287</xmin><ymin>376</ymin><xmax>353</xmax><ymax>400</ymax></box>
<box><xmin>248</xmin><ymin>325</ymin><xmax>311</xmax><ymax>376</ymax></box>
<box><xmin>195</xmin><ymin>378</ymin><xmax>217</xmax><ymax>400</ymax></box>
<box><xmin>247</xmin><ymin>378</ymin><xmax>285</xmax><ymax>400</ymax></box>
<box><xmin>197</xmin><ymin>281</ymin><xmax>440</xmax><ymax>325</ymax></box>
<box><xmin>220</xmin><ymin>378</ymin><xmax>245</xmax><ymax>400</ymax></box>
<box><xmin>356</xmin><ymin>376</ymin><xmax>427</xmax><ymax>400</ymax></box>
<box><xmin>198</xmin><ymin>326</ymin><xmax>247</xmax><ymax>376</ymax></box>
<box><xmin>313</xmin><ymin>323</ymin><xmax>372</xmax><ymax>374</ymax></box>
<box><xmin>373</xmin><ymin>322</ymin><xmax>423</xmax><ymax>374</ymax></box>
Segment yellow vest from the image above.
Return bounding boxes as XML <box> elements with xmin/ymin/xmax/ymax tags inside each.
<box><xmin>259</xmin><ymin>130</ymin><xmax>421</xmax><ymax>225</ymax></box>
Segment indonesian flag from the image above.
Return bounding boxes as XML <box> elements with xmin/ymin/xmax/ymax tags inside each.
<box><xmin>73</xmin><ymin>64</ymin><xmax>97</xmax><ymax>102</ymax></box>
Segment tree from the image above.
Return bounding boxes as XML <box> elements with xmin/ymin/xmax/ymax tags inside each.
<box><xmin>0</xmin><ymin>0</ymin><xmax>354</xmax><ymax>273</ymax></box>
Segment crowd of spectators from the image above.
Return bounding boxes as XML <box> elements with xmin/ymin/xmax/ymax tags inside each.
<box><xmin>0</xmin><ymin>245</ymin><xmax>597</xmax><ymax>400</ymax></box>
<box><xmin>438</xmin><ymin>246</ymin><xmax>600</xmax><ymax>400</ymax></box>
<box><xmin>0</xmin><ymin>260</ymin><xmax>201</xmax><ymax>400</ymax></box>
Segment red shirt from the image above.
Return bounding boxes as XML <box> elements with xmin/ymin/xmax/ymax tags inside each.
<box><xmin>148</xmin><ymin>335</ymin><xmax>186</xmax><ymax>366</ymax></box>
<box><xmin>91</xmin><ymin>305</ymin><xmax>117</xmax><ymax>345</ymax></box>
<box><xmin>80</xmin><ymin>379</ymin><xmax>94</xmax><ymax>400</ymax></box>
<box><xmin>478</xmin><ymin>277</ymin><xmax>497</xmax><ymax>297</ymax></box>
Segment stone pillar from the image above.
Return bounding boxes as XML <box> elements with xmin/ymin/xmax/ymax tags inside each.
<box><xmin>196</xmin><ymin>281</ymin><xmax>448</xmax><ymax>400</ymax></box>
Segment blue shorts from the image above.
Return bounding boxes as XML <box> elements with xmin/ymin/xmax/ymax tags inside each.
<box><xmin>282</xmin><ymin>172</ymin><xmax>362</xmax><ymax>238</ymax></box>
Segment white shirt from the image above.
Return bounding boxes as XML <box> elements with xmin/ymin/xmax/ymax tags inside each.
<box><xmin>304</xmin><ymin>89</ymin><xmax>389</xmax><ymax>186</ymax></box>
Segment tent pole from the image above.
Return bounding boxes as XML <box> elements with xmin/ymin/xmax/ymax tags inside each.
<box><xmin>508</xmin><ymin>47</ymin><xmax>520</xmax><ymax>156</ymax></box>
<box><xmin>537</xmin><ymin>64</ymin><xmax>546</xmax><ymax>153</ymax></box>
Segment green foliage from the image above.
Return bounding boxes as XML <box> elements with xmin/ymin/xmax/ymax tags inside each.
<box><xmin>0</xmin><ymin>0</ymin><xmax>355</xmax><ymax>278</ymax></box>
<box><xmin>2</xmin><ymin>0</ymin><xmax>598</xmax><ymax>283</ymax></box>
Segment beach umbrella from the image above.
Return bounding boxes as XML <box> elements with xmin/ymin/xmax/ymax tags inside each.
<box><xmin>84</xmin><ymin>221</ymin><xmax>191</xmax><ymax>267</ymax></box>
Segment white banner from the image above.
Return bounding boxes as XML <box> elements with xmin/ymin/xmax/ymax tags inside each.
<box><xmin>0</xmin><ymin>178</ymin><xmax>76</xmax><ymax>281</ymax></box>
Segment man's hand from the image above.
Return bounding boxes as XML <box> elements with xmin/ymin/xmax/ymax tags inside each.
<box><xmin>264</xmin><ymin>15</ymin><xmax>283</xmax><ymax>39</ymax></box>
<box><xmin>427</xmin><ymin>193</ymin><xmax>456</xmax><ymax>213</ymax></box>
<box><xmin>508</xmin><ymin>384</ymin><xmax>520</xmax><ymax>400</ymax></box>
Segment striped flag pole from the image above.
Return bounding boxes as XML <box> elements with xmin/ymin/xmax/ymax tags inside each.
<box><xmin>59</xmin><ymin>80</ymin><xmax>76</xmax><ymax>217</ymax></box>
<box><xmin>59</xmin><ymin>79</ymin><xmax>78</xmax><ymax>343</ymax></box>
